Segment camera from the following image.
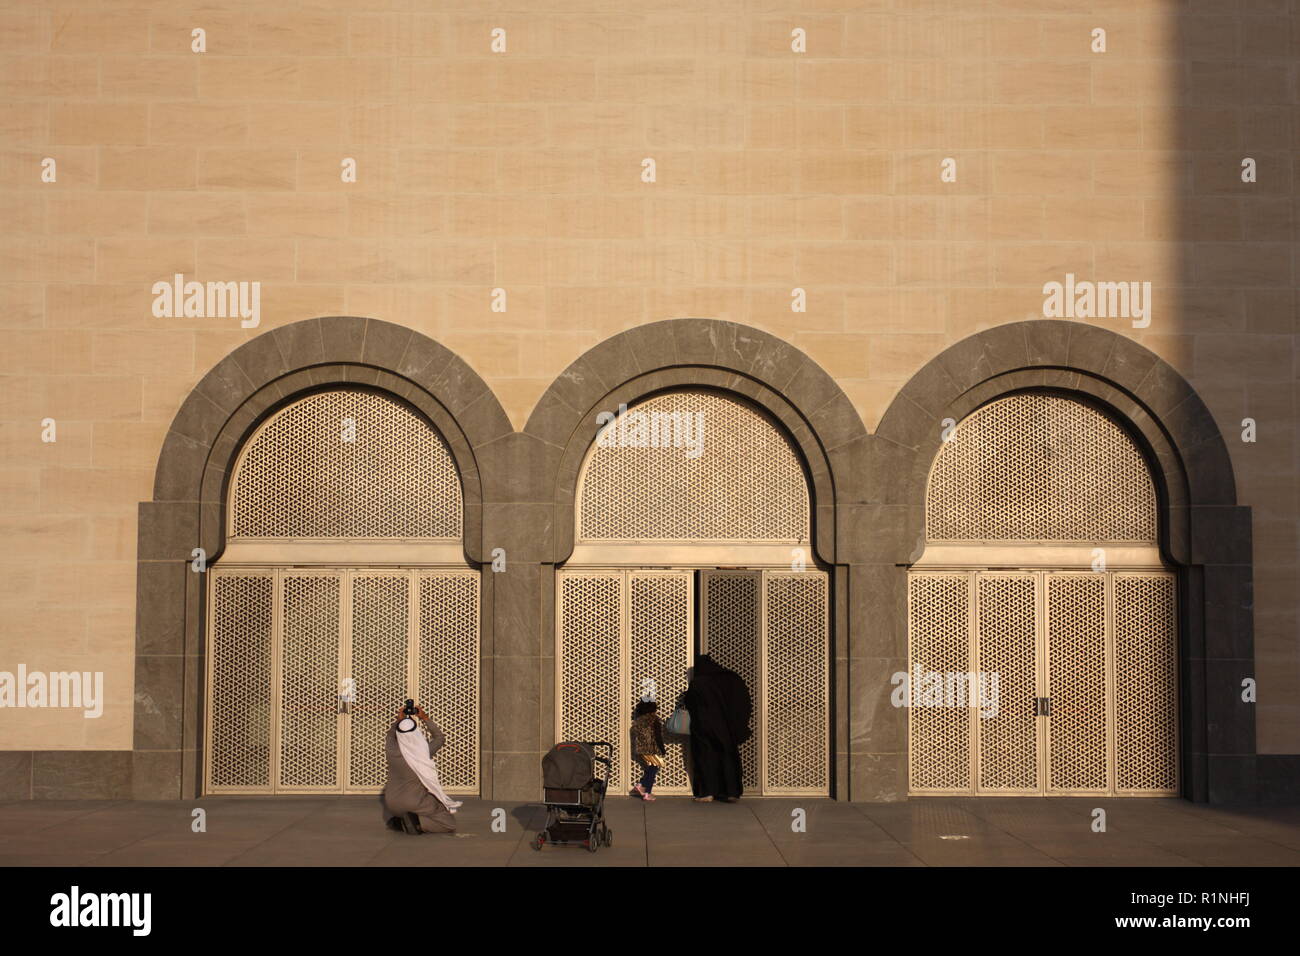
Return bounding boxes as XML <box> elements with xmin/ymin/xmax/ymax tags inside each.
<box><xmin>403</xmin><ymin>699</ymin><xmax>417</xmax><ymax>716</ymax></box>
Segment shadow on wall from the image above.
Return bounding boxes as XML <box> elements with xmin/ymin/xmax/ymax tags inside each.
<box><xmin>1173</xmin><ymin>6</ymin><xmax>1297</xmax><ymax>794</ymax></box>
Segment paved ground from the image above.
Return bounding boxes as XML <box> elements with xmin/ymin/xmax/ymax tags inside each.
<box><xmin>2</xmin><ymin>795</ymin><xmax>1298</xmax><ymax>866</ymax></box>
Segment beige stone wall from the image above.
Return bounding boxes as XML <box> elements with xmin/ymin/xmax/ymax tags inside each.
<box><xmin>0</xmin><ymin>1</ymin><xmax>1295</xmax><ymax>753</ymax></box>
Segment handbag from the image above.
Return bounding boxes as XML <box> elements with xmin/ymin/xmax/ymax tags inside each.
<box><xmin>665</xmin><ymin>705</ymin><xmax>690</xmax><ymax>735</ymax></box>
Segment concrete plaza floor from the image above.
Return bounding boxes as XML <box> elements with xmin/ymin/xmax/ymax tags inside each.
<box><xmin>2</xmin><ymin>795</ymin><xmax>1298</xmax><ymax>867</ymax></box>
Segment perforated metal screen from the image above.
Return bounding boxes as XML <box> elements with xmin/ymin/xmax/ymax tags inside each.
<box><xmin>629</xmin><ymin>573</ymin><xmax>693</xmax><ymax>793</ymax></box>
<box><xmin>564</xmin><ymin>386</ymin><xmax>826</xmax><ymax>795</ymax></box>
<box><xmin>419</xmin><ymin>573</ymin><xmax>481</xmax><ymax>792</ymax></box>
<box><xmin>1046</xmin><ymin>574</ymin><xmax>1108</xmax><ymax>793</ymax></box>
<box><xmin>906</xmin><ymin>570</ymin><xmax>1176</xmax><ymax>796</ymax></box>
<box><xmin>279</xmin><ymin>573</ymin><xmax>340</xmax><ymax>791</ymax></box>
<box><xmin>577</xmin><ymin>390</ymin><xmax>809</xmax><ymax>542</ymax></box>
<box><xmin>927</xmin><ymin>393</ymin><xmax>1157</xmax><ymax>542</ymax></box>
<box><xmin>208</xmin><ymin>572</ymin><xmax>273</xmax><ymax>790</ymax></box>
<box><xmin>557</xmin><ymin>572</ymin><xmax>633</xmax><ymax>794</ymax></box>
<box><xmin>974</xmin><ymin>574</ymin><xmax>1038</xmax><ymax>793</ymax></box>
<box><xmin>1114</xmin><ymin>574</ymin><xmax>1178</xmax><ymax>793</ymax></box>
<box><xmin>229</xmin><ymin>389</ymin><xmax>463</xmax><ymax>539</ymax></box>
<box><xmin>763</xmin><ymin>572</ymin><xmax>829</xmax><ymax>794</ymax></box>
<box><xmin>559</xmin><ymin>568</ymin><xmax>829</xmax><ymax>798</ymax></box>
<box><xmin>205</xmin><ymin>567</ymin><xmax>480</xmax><ymax>795</ymax></box>
<box><xmin>906</xmin><ymin>574</ymin><xmax>971</xmax><ymax>793</ymax></box>
<box><xmin>348</xmin><ymin>574</ymin><xmax>410</xmax><ymax>791</ymax></box>
<box><xmin>701</xmin><ymin>572</ymin><xmax>762</xmax><ymax>791</ymax></box>
<box><xmin>910</xmin><ymin>392</ymin><xmax>1175</xmax><ymax>796</ymax></box>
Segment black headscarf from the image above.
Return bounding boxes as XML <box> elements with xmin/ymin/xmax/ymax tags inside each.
<box><xmin>683</xmin><ymin>654</ymin><xmax>752</xmax><ymax>746</ymax></box>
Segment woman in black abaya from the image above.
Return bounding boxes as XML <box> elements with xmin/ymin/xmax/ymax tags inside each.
<box><xmin>681</xmin><ymin>654</ymin><xmax>752</xmax><ymax>802</ymax></box>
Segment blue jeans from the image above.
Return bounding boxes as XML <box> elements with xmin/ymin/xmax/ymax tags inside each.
<box><xmin>638</xmin><ymin>762</ymin><xmax>659</xmax><ymax>791</ymax></box>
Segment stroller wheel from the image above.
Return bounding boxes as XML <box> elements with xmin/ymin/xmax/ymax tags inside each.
<box><xmin>586</xmin><ymin>836</ymin><xmax>598</xmax><ymax>853</ymax></box>
<box><xmin>532</xmin><ymin>832</ymin><xmax>545</xmax><ymax>851</ymax></box>
<box><xmin>603</xmin><ymin>828</ymin><xmax>613</xmax><ymax>848</ymax></box>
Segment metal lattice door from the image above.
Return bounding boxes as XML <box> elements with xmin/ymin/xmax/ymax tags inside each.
<box><xmin>557</xmin><ymin>572</ymin><xmax>627</xmax><ymax>790</ymax></box>
<box><xmin>907</xmin><ymin>569</ymin><xmax>1177</xmax><ymax>796</ymax></box>
<box><xmin>558</xmin><ymin>567</ymin><xmax>829</xmax><ymax>798</ymax></box>
<box><xmin>347</xmin><ymin>573</ymin><xmax>410</xmax><ymax>790</ymax></box>
<box><xmin>762</xmin><ymin>572</ymin><xmax>830</xmax><ymax>794</ymax></box>
<box><xmin>1044</xmin><ymin>573</ymin><xmax>1108</xmax><ymax>794</ymax></box>
<box><xmin>1114</xmin><ymin>574</ymin><xmax>1178</xmax><ymax>793</ymax></box>
<box><xmin>417</xmin><ymin>572</ymin><xmax>481</xmax><ymax>791</ymax></box>
<box><xmin>629</xmin><ymin>573</ymin><xmax>693</xmax><ymax>793</ymax></box>
<box><xmin>207</xmin><ymin>571</ymin><xmax>274</xmax><ymax>791</ymax></box>
<box><xmin>279</xmin><ymin>572</ymin><xmax>342</xmax><ymax>791</ymax></box>
<box><xmin>556</xmin><ymin>570</ymin><xmax>694</xmax><ymax>796</ymax></box>
<box><xmin>906</xmin><ymin>574</ymin><xmax>972</xmax><ymax>793</ymax></box>
<box><xmin>699</xmin><ymin>571</ymin><xmax>762</xmax><ymax>791</ymax></box>
<box><xmin>700</xmin><ymin>569</ymin><xmax>830</xmax><ymax>796</ymax></box>
<box><xmin>974</xmin><ymin>573</ymin><xmax>1039</xmax><ymax>794</ymax></box>
<box><xmin>205</xmin><ymin>567</ymin><xmax>480</xmax><ymax>795</ymax></box>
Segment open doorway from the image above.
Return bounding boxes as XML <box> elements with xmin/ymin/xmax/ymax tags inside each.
<box><xmin>555</xmin><ymin>387</ymin><xmax>831</xmax><ymax>797</ymax></box>
<box><xmin>555</xmin><ymin>565</ymin><xmax>828</xmax><ymax>797</ymax></box>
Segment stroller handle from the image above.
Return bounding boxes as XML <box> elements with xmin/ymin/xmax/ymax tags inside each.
<box><xmin>583</xmin><ymin>742</ymin><xmax>614</xmax><ymax>783</ymax></box>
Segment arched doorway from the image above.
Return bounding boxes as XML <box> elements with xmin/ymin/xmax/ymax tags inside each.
<box><xmin>555</xmin><ymin>389</ymin><xmax>830</xmax><ymax>796</ymax></box>
<box><xmin>907</xmin><ymin>391</ymin><xmax>1177</xmax><ymax>796</ymax></box>
<box><xmin>203</xmin><ymin>387</ymin><xmax>480</xmax><ymax>795</ymax></box>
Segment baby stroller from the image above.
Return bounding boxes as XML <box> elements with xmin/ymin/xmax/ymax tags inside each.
<box><xmin>533</xmin><ymin>740</ymin><xmax>613</xmax><ymax>853</ymax></box>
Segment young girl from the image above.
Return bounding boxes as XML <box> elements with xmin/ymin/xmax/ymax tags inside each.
<box><xmin>630</xmin><ymin>700</ymin><xmax>666</xmax><ymax>801</ymax></box>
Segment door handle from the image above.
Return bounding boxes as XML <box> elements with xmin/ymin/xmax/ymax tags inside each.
<box><xmin>338</xmin><ymin>677</ymin><xmax>355</xmax><ymax>714</ymax></box>
<box><xmin>1033</xmin><ymin>697</ymin><xmax>1051</xmax><ymax>717</ymax></box>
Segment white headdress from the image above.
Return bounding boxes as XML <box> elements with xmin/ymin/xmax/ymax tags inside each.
<box><xmin>396</xmin><ymin>717</ymin><xmax>462</xmax><ymax>813</ymax></box>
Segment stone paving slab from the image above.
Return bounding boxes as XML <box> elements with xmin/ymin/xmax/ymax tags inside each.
<box><xmin>1</xmin><ymin>796</ymin><xmax>1297</xmax><ymax>867</ymax></box>
<box><xmin>856</xmin><ymin>802</ymin><xmax>1063</xmax><ymax>867</ymax></box>
<box><xmin>861</xmin><ymin>798</ymin><xmax>1300</xmax><ymax>867</ymax></box>
<box><xmin>645</xmin><ymin>797</ymin><xmax>786</xmax><ymax>867</ymax></box>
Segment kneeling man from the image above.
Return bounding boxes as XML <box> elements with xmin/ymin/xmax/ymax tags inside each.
<box><xmin>381</xmin><ymin>704</ymin><xmax>462</xmax><ymax>834</ymax></box>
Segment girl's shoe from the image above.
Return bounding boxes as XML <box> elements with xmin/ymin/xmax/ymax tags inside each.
<box><xmin>642</xmin><ymin>792</ymin><xmax>657</xmax><ymax>802</ymax></box>
<box><xmin>633</xmin><ymin>783</ymin><xmax>647</xmax><ymax>797</ymax></box>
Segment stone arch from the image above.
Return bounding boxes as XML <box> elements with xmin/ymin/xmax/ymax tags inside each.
<box><xmin>134</xmin><ymin>316</ymin><xmax>512</xmax><ymax>799</ymax></box>
<box><xmin>525</xmin><ymin>319</ymin><xmax>868</xmax><ymax>562</ymax></box>
<box><xmin>874</xmin><ymin>320</ymin><xmax>1253</xmax><ymax>803</ymax></box>
<box><xmin>129</xmin><ymin>314</ymin><xmax>1256</xmax><ymax>803</ymax></box>
<box><xmin>518</xmin><ymin>318</ymin><xmax>870</xmax><ymax>799</ymax></box>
